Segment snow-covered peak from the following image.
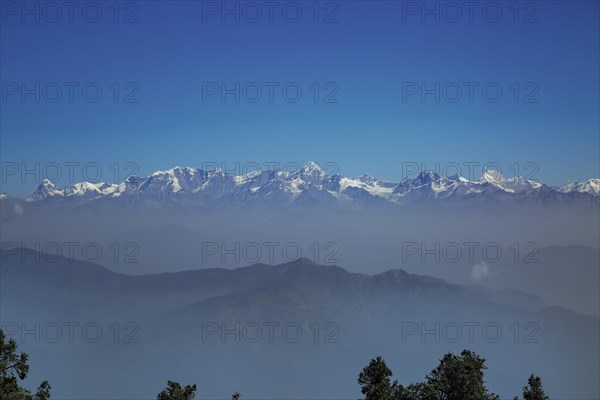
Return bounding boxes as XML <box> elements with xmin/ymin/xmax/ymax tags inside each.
<box><xmin>301</xmin><ymin>161</ymin><xmax>323</xmax><ymax>173</ymax></box>
<box><xmin>448</xmin><ymin>174</ymin><xmax>472</xmax><ymax>183</ymax></box>
<box><xmin>234</xmin><ymin>169</ymin><xmax>265</xmax><ymax>186</ymax></box>
<box><xmin>27</xmin><ymin>180</ymin><xmax>119</xmax><ymax>201</ymax></box>
<box><xmin>152</xmin><ymin>168</ymin><xmax>175</xmax><ymax>177</ymax></box>
<box><xmin>208</xmin><ymin>167</ymin><xmax>227</xmax><ymax>177</ymax></box>
<box><xmin>356</xmin><ymin>174</ymin><xmax>378</xmax><ymax>185</ymax></box>
<box><xmin>506</xmin><ymin>176</ymin><xmax>542</xmax><ymax>191</ymax></box>
<box><xmin>28</xmin><ymin>179</ymin><xmax>63</xmax><ymax>201</ymax></box>
<box><xmin>152</xmin><ymin>166</ymin><xmax>201</xmax><ymax>177</ymax></box>
<box><xmin>339</xmin><ymin>175</ymin><xmax>396</xmax><ymax>199</ymax></box>
<box><xmin>63</xmin><ymin>182</ymin><xmax>118</xmax><ymax>197</ymax></box>
<box><xmin>479</xmin><ymin>169</ymin><xmax>541</xmax><ymax>193</ymax></box>
<box><xmin>558</xmin><ymin>179</ymin><xmax>600</xmax><ymax>196</ymax></box>
<box><xmin>481</xmin><ymin>169</ymin><xmax>506</xmax><ymax>184</ymax></box>
<box><xmin>414</xmin><ymin>170</ymin><xmax>443</xmax><ymax>184</ymax></box>
<box><xmin>298</xmin><ymin>161</ymin><xmax>325</xmax><ymax>177</ymax></box>
<box><xmin>290</xmin><ymin>161</ymin><xmax>328</xmax><ymax>186</ymax></box>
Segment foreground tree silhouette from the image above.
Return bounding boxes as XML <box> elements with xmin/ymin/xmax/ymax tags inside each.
<box><xmin>421</xmin><ymin>350</ymin><xmax>499</xmax><ymax>400</ymax></box>
<box><xmin>358</xmin><ymin>356</ymin><xmax>406</xmax><ymax>400</ymax></box>
<box><xmin>520</xmin><ymin>374</ymin><xmax>549</xmax><ymax>400</ymax></box>
<box><xmin>156</xmin><ymin>380</ymin><xmax>197</xmax><ymax>400</ymax></box>
<box><xmin>0</xmin><ymin>329</ymin><xmax>51</xmax><ymax>400</ymax></box>
<box><xmin>359</xmin><ymin>350</ymin><xmax>502</xmax><ymax>400</ymax></box>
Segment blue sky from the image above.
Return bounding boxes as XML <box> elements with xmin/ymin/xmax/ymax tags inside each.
<box><xmin>1</xmin><ymin>0</ymin><xmax>599</xmax><ymax>195</ymax></box>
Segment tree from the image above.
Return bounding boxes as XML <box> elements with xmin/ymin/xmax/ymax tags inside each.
<box><xmin>394</xmin><ymin>382</ymin><xmax>422</xmax><ymax>400</ymax></box>
<box><xmin>522</xmin><ymin>374</ymin><xmax>549</xmax><ymax>400</ymax></box>
<box><xmin>0</xmin><ymin>329</ymin><xmax>51</xmax><ymax>400</ymax></box>
<box><xmin>358</xmin><ymin>356</ymin><xmax>405</xmax><ymax>400</ymax></box>
<box><xmin>232</xmin><ymin>392</ymin><xmax>241</xmax><ymax>400</ymax></box>
<box><xmin>397</xmin><ymin>382</ymin><xmax>436</xmax><ymax>400</ymax></box>
<box><xmin>156</xmin><ymin>380</ymin><xmax>197</xmax><ymax>400</ymax></box>
<box><xmin>414</xmin><ymin>350</ymin><xmax>499</xmax><ymax>400</ymax></box>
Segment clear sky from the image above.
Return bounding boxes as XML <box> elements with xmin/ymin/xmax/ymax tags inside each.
<box><xmin>1</xmin><ymin>0</ymin><xmax>599</xmax><ymax>195</ymax></box>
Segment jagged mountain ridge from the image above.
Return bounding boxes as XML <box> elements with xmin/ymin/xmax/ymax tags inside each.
<box><xmin>2</xmin><ymin>162</ymin><xmax>599</xmax><ymax>213</ymax></box>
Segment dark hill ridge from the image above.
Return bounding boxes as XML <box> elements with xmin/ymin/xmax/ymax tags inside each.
<box><xmin>0</xmin><ymin>246</ymin><xmax>573</xmax><ymax>329</ymax></box>
<box><xmin>0</xmin><ymin>248</ymin><xmax>538</xmax><ymax>312</ymax></box>
<box><xmin>1</xmin><ymin>247</ymin><xmax>599</xmax><ymax>398</ymax></box>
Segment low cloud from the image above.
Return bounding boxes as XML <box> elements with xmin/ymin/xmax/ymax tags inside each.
<box><xmin>470</xmin><ymin>261</ymin><xmax>491</xmax><ymax>282</ymax></box>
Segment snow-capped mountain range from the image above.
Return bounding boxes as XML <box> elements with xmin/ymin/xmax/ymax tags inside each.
<box><xmin>1</xmin><ymin>162</ymin><xmax>599</xmax><ymax>213</ymax></box>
